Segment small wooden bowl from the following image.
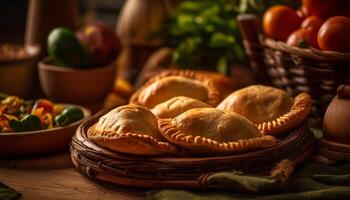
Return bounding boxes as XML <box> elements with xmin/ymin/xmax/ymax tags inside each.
<box><xmin>71</xmin><ymin>110</ymin><xmax>315</xmax><ymax>189</ymax></box>
<box><xmin>0</xmin><ymin>104</ymin><xmax>91</xmax><ymax>157</ymax></box>
<box><xmin>38</xmin><ymin>58</ymin><xmax>116</xmax><ymax>112</ymax></box>
<box><xmin>0</xmin><ymin>44</ymin><xmax>41</xmax><ymax>98</ymax></box>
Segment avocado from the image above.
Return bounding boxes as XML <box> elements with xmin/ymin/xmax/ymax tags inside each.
<box><xmin>48</xmin><ymin>27</ymin><xmax>92</xmax><ymax>68</ymax></box>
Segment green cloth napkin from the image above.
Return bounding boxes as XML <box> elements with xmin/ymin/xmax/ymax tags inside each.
<box><xmin>147</xmin><ymin>162</ymin><xmax>350</xmax><ymax>200</ymax></box>
<box><xmin>0</xmin><ymin>182</ymin><xmax>21</xmax><ymax>200</ymax></box>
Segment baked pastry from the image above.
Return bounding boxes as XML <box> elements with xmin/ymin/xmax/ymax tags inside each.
<box><xmin>152</xmin><ymin>96</ymin><xmax>211</xmax><ymax>119</ymax></box>
<box><xmin>148</xmin><ymin>69</ymin><xmax>237</xmax><ymax>97</ymax></box>
<box><xmin>158</xmin><ymin>108</ymin><xmax>277</xmax><ymax>155</ymax></box>
<box><xmin>87</xmin><ymin>105</ymin><xmax>177</xmax><ymax>155</ymax></box>
<box><xmin>130</xmin><ymin>76</ymin><xmax>221</xmax><ymax>108</ymax></box>
<box><xmin>217</xmin><ymin>85</ymin><xmax>312</xmax><ymax>135</ymax></box>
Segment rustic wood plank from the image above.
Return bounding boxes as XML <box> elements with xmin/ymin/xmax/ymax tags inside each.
<box><xmin>0</xmin><ymin>152</ymin><xmax>145</xmax><ymax>200</ymax></box>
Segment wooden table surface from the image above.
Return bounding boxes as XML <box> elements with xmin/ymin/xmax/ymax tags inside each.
<box><xmin>0</xmin><ymin>151</ymin><xmax>145</xmax><ymax>200</ymax></box>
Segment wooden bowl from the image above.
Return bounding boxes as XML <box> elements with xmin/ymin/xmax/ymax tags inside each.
<box><xmin>70</xmin><ymin>110</ymin><xmax>315</xmax><ymax>189</ymax></box>
<box><xmin>0</xmin><ymin>104</ymin><xmax>91</xmax><ymax>157</ymax></box>
<box><xmin>38</xmin><ymin>58</ymin><xmax>116</xmax><ymax>112</ymax></box>
<box><xmin>0</xmin><ymin>44</ymin><xmax>41</xmax><ymax>98</ymax></box>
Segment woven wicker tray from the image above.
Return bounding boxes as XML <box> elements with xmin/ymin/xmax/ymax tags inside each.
<box><xmin>71</xmin><ymin>111</ymin><xmax>315</xmax><ymax>189</ymax></box>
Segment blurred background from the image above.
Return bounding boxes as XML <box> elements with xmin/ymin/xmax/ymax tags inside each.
<box><xmin>0</xmin><ymin>0</ymin><xmax>124</xmax><ymax>43</ymax></box>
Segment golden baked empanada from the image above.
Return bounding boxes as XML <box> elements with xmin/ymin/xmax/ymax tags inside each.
<box><xmin>152</xmin><ymin>96</ymin><xmax>210</xmax><ymax>119</ymax></box>
<box><xmin>217</xmin><ymin>85</ymin><xmax>311</xmax><ymax>135</ymax></box>
<box><xmin>130</xmin><ymin>76</ymin><xmax>221</xmax><ymax>108</ymax></box>
<box><xmin>158</xmin><ymin>108</ymin><xmax>277</xmax><ymax>155</ymax></box>
<box><xmin>87</xmin><ymin>105</ymin><xmax>177</xmax><ymax>155</ymax></box>
<box><xmin>153</xmin><ymin>69</ymin><xmax>237</xmax><ymax>97</ymax></box>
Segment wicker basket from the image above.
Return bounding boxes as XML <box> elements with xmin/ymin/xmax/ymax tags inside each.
<box><xmin>243</xmin><ymin>38</ymin><xmax>350</xmax><ymax>127</ymax></box>
<box><xmin>71</xmin><ymin>110</ymin><xmax>315</xmax><ymax>189</ymax></box>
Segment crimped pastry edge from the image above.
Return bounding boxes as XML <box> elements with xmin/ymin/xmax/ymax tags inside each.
<box><xmin>88</xmin><ymin>125</ymin><xmax>178</xmax><ymax>155</ymax></box>
<box><xmin>130</xmin><ymin>73</ymin><xmax>222</xmax><ymax>107</ymax></box>
<box><xmin>256</xmin><ymin>93</ymin><xmax>312</xmax><ymax>136</ymax></box>
<box><xmin>158</xmin><ymin>118</ymin><xmax>278</xmax><ymax>154</ymax></box>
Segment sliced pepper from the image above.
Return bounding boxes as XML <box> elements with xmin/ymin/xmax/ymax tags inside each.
<box><xmin>55</xmin><ymin>107</ymin><xmax>84</xmax><ymax>126</ymax></box>
<box><xmin>0</xmin><ymin>115</ymin><xmax>12</xmax><ymax>133</ymax></box>
<box><xmin>32</xmin><ymin>99</ymin><xmax>53</xmax><ymax>114</ymax></box>
<box><xmin>3</xmin><ymin>114</ymin><xmax>18</xmax><ymax>121</ymax></box>
<box><xmin>2</xmin><ymin>96</ymin><xmax>24</xmax><ymax>115</ymax></box>
<box><xmin>53</xmin><ymin>104</ymin><xmax>65</xmax><ymax>116</ymax></box>
<box><xmin>42</xmin><ymin>113</ymin><xmax>53</xmax><ymax>129</ymax></box>
<box><xmin>10</xmin><ymin>114</ymin><xmax>42</xmax><ymax>132</ymax></box>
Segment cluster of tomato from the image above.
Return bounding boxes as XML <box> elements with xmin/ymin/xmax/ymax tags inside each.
<box><xmin>263</xmin><ymin>0</ymin><xmax>350</xmax><ymax>52</ymax></box>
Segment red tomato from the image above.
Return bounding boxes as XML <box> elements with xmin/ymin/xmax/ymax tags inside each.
<box><xmin>302</xmin><ymin>0</ymin><xmax>339</xmax><ymax>18</ymax></box>
<box><xmin>287</xmin><ymin>28</ymin><xmax>319</xmax><ymax>49</ymax></box>
<box><xmin>318</xmin><ymin>16</ymin><xmax>350</xmax><ymax>52</ymax></box>
<box><xmin>297</xmin><ymin>6</ymin><xmax>308</xmax><ymax>18</ymax></box>
<box><xmin>263</xmin><ymin>5</ymin><xmax>302</xmax><ymax>41</ymax></box>
<box><xmin>301</xmin><ymin>16</ymin><xmax>324</xmax><ymax>31</ymax></box>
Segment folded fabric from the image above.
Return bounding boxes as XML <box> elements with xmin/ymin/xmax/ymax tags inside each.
<box><xmin>147</xmin><ymin>162</ymin><xmax>350</xmax><ymax>200</ymax></box>
<box><xmin>0</xmin><ymin>182</ymin><xmax>21</xmax><ymax>200</ymax></box>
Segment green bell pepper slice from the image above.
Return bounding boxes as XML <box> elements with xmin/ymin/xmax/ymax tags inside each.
<box><xmin>55</xmin><ymin>107</ymin><xmax>84</xmax><ymax>126</ymax></box>
<box><xmin>10</xmin><ymin>114</ymin><xmax>42</xmax><ymax>132</ymax></box>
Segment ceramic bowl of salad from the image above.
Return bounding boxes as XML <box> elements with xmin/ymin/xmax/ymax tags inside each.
<box><xmin>0</xmin><ymin>94</ymin><xmax>91</xmax><ymax>157</ymax></box>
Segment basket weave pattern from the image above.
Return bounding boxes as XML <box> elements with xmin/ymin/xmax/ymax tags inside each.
<box><xmin>71</xmin><ymin>111</ymin><xmax>315</xmax><ymax>189</ymax></box>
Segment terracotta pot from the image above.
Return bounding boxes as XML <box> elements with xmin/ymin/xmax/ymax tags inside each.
<box><xmin>38</xmin><ymin>58</ymin><xmax>116</xmax><ymax>112</ymax></box>
<box><xmin>0</xmin><ymin>44</ymin><xmax>41</xmax><ymax>98</ymax></box>
<box><xmin>323</xmin><ymin>84</ymin><xmax>350</xmax><ymax>144</ymax></box>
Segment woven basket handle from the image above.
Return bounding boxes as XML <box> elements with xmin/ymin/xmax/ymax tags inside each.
<box><xmin>337</xmin><ymin>84</ymin><xmax>350</xmax><ymax>98</ymax></box>
<box><xmin>237</xmin><ymin>14</ymin><xmax>259</xmax><ymax>43</ymax></box>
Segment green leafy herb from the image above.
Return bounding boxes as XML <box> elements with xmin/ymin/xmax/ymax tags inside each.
<box><xmin>159</xmin><ymin>0</ymin><xmax>298</xmax><ymax>74</ymax></box>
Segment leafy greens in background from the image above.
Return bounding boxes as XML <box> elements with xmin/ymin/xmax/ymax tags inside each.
<box><xmin>160</xmin><ymin>0</ymin><xmax>298</xmax><ymax>74</ymax></box>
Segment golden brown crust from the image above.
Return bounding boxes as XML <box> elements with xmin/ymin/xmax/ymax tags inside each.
<box><xmin>130</xmin><ymin>76</ymin><xmax>222</xmax><ymax>108</ymax></box>
<box><xmin>152</xmin><ymin>96</ymin><xmax>211</xmax><ymax>119</ymax></box>
<box><xmin>88</xmin><ymin>125</ymin><xmax>177</xmax><ymax>155</ymax></box>
<box><xmin>158</xmin><ymin>108</ymin><xmax>277</xmax><ymax>155</ymax></box>
<box><xmin>217</xmin><ymin>85</ymin><xmax>295</xmax><ymax>123</ymax></box>
<box><xmin>151</xmin><ymin>69</ymin><xmax>236</xmax><ymax>96</ymax></box>
<box><xmin>87</xmin><ymin>105</ymin><xmax>178</xmax><ymax>155</ymax></box>
<box><xmin>256</xmin><ymin>93</ymin><xmax>312</xmax><ymax>136</ymax></box>
<box><xmin>217</xmin><ymin>85</ymin><xmax>312</xmax><ymax>136</ymax></box>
